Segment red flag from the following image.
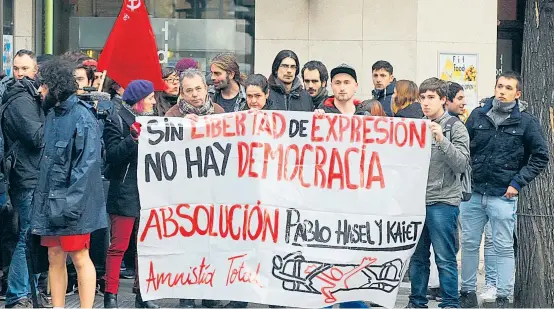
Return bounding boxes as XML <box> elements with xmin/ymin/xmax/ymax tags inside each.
<box><xmin>98</xmin><ymin>0</ymin><xmax>165</xmax><ymax>90</ymax></box>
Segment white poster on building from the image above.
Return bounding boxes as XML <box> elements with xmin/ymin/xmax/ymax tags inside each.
<box><xmin>438</xmin><ymin>53</ymin><xmax>479</xmax><ymax>118</ymax></box>
<box><xmin>2</xmin><ymin>35</ymin><xmax>13</xmax><ymax>77</ymax></box>
<box><xmin>136</xmin><ymin>111</ymin><xmax>431</xmax><ymax>308</ymax></box>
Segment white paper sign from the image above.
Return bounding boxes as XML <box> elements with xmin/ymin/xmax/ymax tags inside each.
<box><xmin>137</xmin><ymin>111</ymin><xmax>431</xmax><ymax>308</ymax></box>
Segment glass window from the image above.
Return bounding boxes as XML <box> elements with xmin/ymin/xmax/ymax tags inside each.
<box><xmin>3</xmin><ymin>0</ymin><xmax>13</xmax><ymax>35</ymax></box>
<box><xmin>46</xmin><ymin>0</ymin><xmax>255</xmax><ymax>74</ymax></box>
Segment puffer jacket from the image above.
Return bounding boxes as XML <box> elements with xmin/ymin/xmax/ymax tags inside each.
<box><xmin>103</xmin><ymin>106</ymin><xmax>140</xmax><ymax>217</ymax></box>
<box><xmin>318</xmin><ymin>98</ymin><xmax>371</xmax><ymax>115</ymax></box>
<box><xmin>466</xmin><ymin>98</ymin><xmax>549</xmax><ymax>196</ymax></box>
<box><xmin>268</xmin><ymin>75</ymin><xmax>313</xmax><ymax>112</ymax></box>
<box><xmin>30</xmin><ymin>95</ymin><xmax>107</xmax><ymax>236</ymax></box>
<box><xmin>426</xmin><ymin>111</ymin><xmax>470</xmax><ymax>206</ymax></box>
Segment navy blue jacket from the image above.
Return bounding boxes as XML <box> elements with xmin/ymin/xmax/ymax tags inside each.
<box><xmin>465</xmin><ymin>98</ymin><xmax>549</xmax><ymax>196</ymax></box>
<box><xmin>31</xmin><ymin>95</ymin><xmax>107</xmax><ymax>236</ymax></box>
<box><xmin>371</xmin><ymin>80</ymin><xmax>396</xmax><ymax>117</ymax></box>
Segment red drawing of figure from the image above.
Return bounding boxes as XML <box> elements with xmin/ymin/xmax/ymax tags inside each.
<box><xmin>305</xmin><ymin>257</ymin><xmax>377</xmax><ymax>304</ymax></box>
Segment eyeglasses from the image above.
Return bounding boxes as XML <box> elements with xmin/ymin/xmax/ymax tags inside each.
<box><xmin>280</xmin><ymin>64</ymin><xmax>297</xmax><ymax>70</ymax></box>
<box><xmin>165</xmin><ymin>77</ymin><xmax>180</xmax><ymax>84</ymax></box>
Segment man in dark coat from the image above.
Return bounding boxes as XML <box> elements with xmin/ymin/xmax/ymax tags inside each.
<box><xmin>30</xmin><ymin>58</ymin><xmax>106</xmax><ymax>309</ymax></box>
<box><xmin>1</xmin><ymin>49</ymin><xmax>44</xmax><ymax>308</ymax></box>
<box><xmin>368</xmin><ymin>60</ymin><xmax>396</xmax><ymax>116</ymax></box>
<box><xmin>267</xmin><ymin>50</ymin><xmax>313</xmax><ymax>112</ymax></box>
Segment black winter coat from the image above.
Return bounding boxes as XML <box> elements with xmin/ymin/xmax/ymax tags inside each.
<box><xmin>466</xmin><ymin>98</ymin><xmax>549</xmax><ymax>196</ymax></box>
<box><xmin>394</xmin><ymin>102</ymin><xmax>424</xmax><ymax>119</ymax></box>
<box><xmin>1</xmin><ymin>78</ymin><xmax>45</xmax><ymax>189</ymax></box>
<box><xmin>268</xmin><ymin>76</ymin><xmax>313</xmax><ymax>112</ymax></box>
<box><xmin>103</xmin><ymin>106</ymin><xmax>140</xmax><ymax>217</ymax></box>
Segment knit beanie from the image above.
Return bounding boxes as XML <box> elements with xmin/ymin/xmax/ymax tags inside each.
<box><xmin>122</xmin><ymin>80</ymin><xmax>154</xmax><ymax>105</ymax></box>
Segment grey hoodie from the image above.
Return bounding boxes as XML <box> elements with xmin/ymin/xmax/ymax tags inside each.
<box><xmin>426</xmin><ymin>111</ymin><xmax>471</xmax><ymax>206</ymax></box>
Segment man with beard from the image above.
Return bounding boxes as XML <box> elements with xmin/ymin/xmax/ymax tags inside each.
<box><xmin>209</xmin><ymin>53</ymin><xmax>247</xmax><ymax>113</ymax></box>
<box><xmin>1</xmin><ymin>49</ymin><xmax>44</xmax><ymax>308</ymax></box>
<box><xmin>32</xmin><ymin>58</ymin><xmax>106</xmax><ymax>309</ymax></box>
<box><xmin>302</xmin><ymin>60</ymin><xmax>330</xmax><ymax>109</ymax></box>
<box><xmin>268</xmin><ymin>50</ymin><xmax>313</xmax><ymax>112</ymax></box>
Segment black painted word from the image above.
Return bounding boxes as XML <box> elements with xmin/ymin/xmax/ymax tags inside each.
<box><xmin>147</xmin><ymin>118</ymin><xmax>184</xmax><ymax>146</ymax></box>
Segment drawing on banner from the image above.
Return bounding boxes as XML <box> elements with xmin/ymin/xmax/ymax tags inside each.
<box><xmin>136</xmin><ymin>111</ymin><xmax>431</xmax><ymax>308</ymax></box>
<box><xmin>272</xmin><ymin>252</ymin><xmax>404</xmax><ymax>303</ymax></box>
<box><xmin>2</xmin><ymin>35</ymin><xmax>13</xmax><ymax>77</ymax></box>
<box><xmin>438</xmin><ymin>53</ymin><xmax>479</xmax><ymax>119</ymax></box>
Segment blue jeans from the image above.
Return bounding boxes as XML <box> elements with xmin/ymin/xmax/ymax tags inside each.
<box><xmin>409</xmin><ymin>204</ymin><xmax>459</xmax><ymax>308</ymax></box>
<box><xmin>325</xmin><ymin>301</ymin><xmax>369</xmax><ymax>308</ymax></box>
<box><xmin>460</xmin><ymin>193</ymin><xmax>516</xmax><ymax>298</ymax></box>
<box><xmin>483</xmin><ymin>222</ymin><xmax>496</xmax><ymax>287</ymax></box>
<box><xmin>6</xmin><ymin>188</ymin><xmax>39</xmax><ymax>305</ymax></box>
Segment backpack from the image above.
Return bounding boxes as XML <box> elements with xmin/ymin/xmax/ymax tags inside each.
<box><xmin>443</xmin><ymin>116</ymin><xmax>472</xmax><ymax>202</ymax></box>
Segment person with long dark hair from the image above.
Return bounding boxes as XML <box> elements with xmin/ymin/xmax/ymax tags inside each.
<box><xmin>102</xmin><ymin>80</ymin><xmax>158</xmax><ymax>308</ymax></box>
<box><xmin>268</xmin><ymin>50</ymin><xmax>313</xmax><ymax>112</ymax></box>
<box><xmin>155</xmin><ymin>67</ymin><xmax>180</xmax><ymax>116</ymax></box>
<box><xmin>31</xmin><ymin>57</ymin><xmax>107</xmax><ymax>309</ymax></box>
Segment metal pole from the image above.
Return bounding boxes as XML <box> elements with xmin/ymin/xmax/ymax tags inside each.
<box><xmin>45</xmin><ymin>0</ymin><xmax>53</xmax><ymax>54</ymax></box>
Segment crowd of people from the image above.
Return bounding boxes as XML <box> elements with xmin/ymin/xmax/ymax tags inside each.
<box><xmin>0</xmin><ymin>47</ymin><xmax>549</xmax><ymax>309</ymax></box>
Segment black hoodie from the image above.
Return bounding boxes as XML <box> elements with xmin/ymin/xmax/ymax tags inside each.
<box><xmin>1</xmin><ymin>77</ymin><xmax>45</xmax><ymax>189</ymax></box>
<box><xmin>268</xmin><ymin>75</ymin><xmax>313</xmax><ymax>112</ymax></box>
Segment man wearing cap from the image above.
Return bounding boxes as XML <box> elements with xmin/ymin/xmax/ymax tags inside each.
<box><xmin>314</xmin><ymin>64</ymin><xmax>370</xmax><ymax>309</ymax></box>
<box><xmin>315</xmin><ymin>64</ymin><xmax>370</xmax><ymax>116</ymax></box>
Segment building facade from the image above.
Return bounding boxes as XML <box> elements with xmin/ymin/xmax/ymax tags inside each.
<box><xmin>2</xmin><ymin>0</ymin><xmax>523</xmax><ymax>104</ymax></box>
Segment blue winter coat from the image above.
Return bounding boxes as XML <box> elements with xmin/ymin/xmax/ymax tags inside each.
<box><xmin>30</xmin><ymin>95</ymin><xmax>107</xmax><ymax>236</ymax></box>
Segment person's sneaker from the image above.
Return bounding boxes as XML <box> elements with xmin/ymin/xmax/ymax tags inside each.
<box><xmin>38</xmin><ymin>292</ymin><xmax>53</xmax><ymax>308</ymax></box>
<box><xmin>460</xmin><ymin>290</ymin><xmax>478</xmax><ymax>308</ymax></box>
<box><xmin>479</xmin><ymin>285</ymin><xmax>497</xmax><ymax>302</ymax></box>
<box><xmin>5</xmin><ymin>298</ymin><xmax>33</xmax><ymax>308</ymax></box>
<box><xmin>496</xmin><ymin>296</ymin><xmax>510</xmax><ymax>308</ymax></box>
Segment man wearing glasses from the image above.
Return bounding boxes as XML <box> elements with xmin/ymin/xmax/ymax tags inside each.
<box><xmin>267</xmin><ymin>50</ymin><xmax>313</xmax><ymax>112</ymax></box>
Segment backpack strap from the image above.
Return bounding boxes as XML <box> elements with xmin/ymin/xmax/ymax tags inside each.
<box><xmin>443</xmin><ymin>116</ymin><xmax>461</xmax><ymax>142</ymax></box>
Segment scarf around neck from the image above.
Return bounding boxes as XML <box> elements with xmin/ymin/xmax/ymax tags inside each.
<box><xmin>122</xmin><ymin>102</ymin><xmax>156</xmax><ymax>116</ymax></box>
<box><xmin>178</xmin><ymin>95</ymin><xmax>215</xmax><ymax>116</ymax></box>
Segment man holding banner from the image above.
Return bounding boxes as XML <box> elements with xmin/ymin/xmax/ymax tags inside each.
<box><xmin>407</xmin><ymin>78</ymin><xmax>470</xmax><ymax>308</ymax></box>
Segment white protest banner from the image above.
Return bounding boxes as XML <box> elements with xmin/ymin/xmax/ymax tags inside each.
<box><xmin>137</xmin><ymin>111</ymin><xmax>431</xmax><ymax>308</ymax></box>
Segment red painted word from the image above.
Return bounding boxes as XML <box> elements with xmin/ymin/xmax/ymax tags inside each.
<box><xmin>226</xmin><ymin>254</ymin><xmax>263</xmax><ymax>288</ymax></box>
<box><xmin>311</xmin><ymin>114</ymin><xmax>427</xmax><ymax>148</ymax></box>
<box><xmin>190</xmin><ymin>111</ymin><xmax>288</xmax><ymax>140</ymax></box>
<box><xmin>238</xmin><ymin>142</ymin><xmax>385</xmax><ymax>190</ymax></box>
<box><xmin>139</xmin><ymin>202</ymin><xmax>279</xmax><ymax>243</ymax></box>
<box><xmin>144</xmin><ymin>258</ymin><xmax>215</xmax><ymax>292</ymax></box>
